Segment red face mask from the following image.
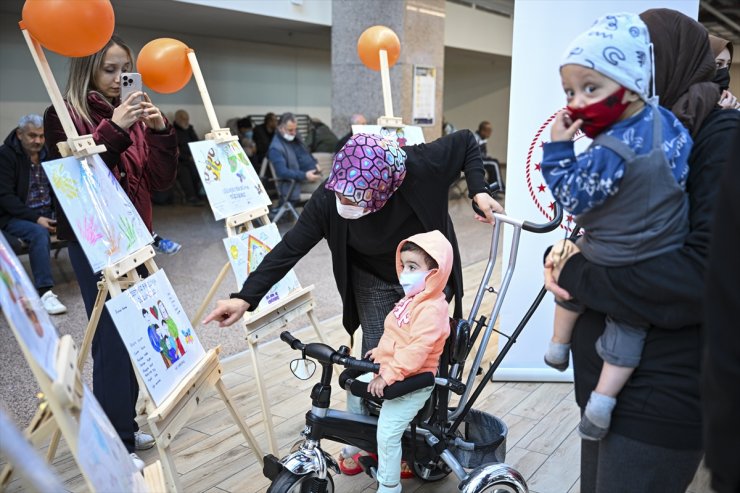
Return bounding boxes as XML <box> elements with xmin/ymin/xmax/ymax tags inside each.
<box><xmin>567</xmin><ymin>86</ymin><xmax>630</xmax><ymax>139</ymax></box>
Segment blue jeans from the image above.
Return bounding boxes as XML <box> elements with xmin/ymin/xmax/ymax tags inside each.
<box><xmin>3</xmin><ymin>218</ymin><xmax>53</xmax><ymax>290</ymax></box>
<box><xmin>347</xmin><ymin>373</ymin><xmax>434</xmax><ymax>491</ymax></box>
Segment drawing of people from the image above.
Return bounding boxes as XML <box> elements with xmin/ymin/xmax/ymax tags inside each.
<box><xmin>158</xmin><ymin>300</ymin><xmax>185</xmax><ymax>357</ymax></box>
<box><xmin>143</xmin><ymin>309</ymin><xmax>169</xmax><ymax>368</ymax></box>
<box><xmin>396</xmin><ymin>128</ymin><xmax>407</xmax><ymax>147</ymax></box>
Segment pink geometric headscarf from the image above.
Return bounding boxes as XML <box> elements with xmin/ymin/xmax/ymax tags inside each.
<box><xmin>324</xmin><ymin>133</ymin><xmax>407</xmax><ymax>212</ymax></box>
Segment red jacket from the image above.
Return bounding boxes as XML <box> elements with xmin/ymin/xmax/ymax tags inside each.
<box><xmin>44</xmin><ymin>91</ymin><xmax>178</xmax><ymax>240</ymax></box>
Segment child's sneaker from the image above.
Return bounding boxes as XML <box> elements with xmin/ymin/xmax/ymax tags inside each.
<box><xmin>41</xmin><ymin>290</ymin><xmax>67</xmax><ymax>315</ymax></box>
<box><xmin>154</xmin><ymin>238</ymin><xmax>181</xmax><ymax>255</ymax></box>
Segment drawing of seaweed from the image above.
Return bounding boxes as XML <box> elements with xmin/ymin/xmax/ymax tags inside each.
<box><xmin>103</xmin><ymin>230</ymin><xmax>121</xmax><ymax>257</ymax></box>
<box><xmin>118</xmin><ymin>216</ymin><xmax>137</xmax><ymax>249</ymax></box>
<box><xmin>51</xmin><ymin>164</ymin><xmax>79</xmax><ymax>199</ymax></box>
<box><xmin>78</xmin><ymin>215</ymin><xmax>104</xmax><ymax>245</ymax></box>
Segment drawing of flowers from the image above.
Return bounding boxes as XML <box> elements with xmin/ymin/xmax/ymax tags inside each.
<box><xmin>77</xmin><ymin>215</ymin><xmax>104</xmax><ymax>245</ymax></box>
<box><xmin>118</xmin><ymin>216</ymin><xmax>137</xmax><ymax>249</ymax></box>
<box><xmin>103</xmin><ymin>230</ymin><xmax>121</xmax><ymax>257</ymax></box>
<box><xmin>51</xmin><ymin>164</ymin><xmax>79</xmax><ymax>199</ymax></box>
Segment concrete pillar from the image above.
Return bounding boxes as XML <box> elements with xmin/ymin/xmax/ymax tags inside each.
<box><xmin>331</xmin><ymin>0</ymin><xmax>445</xmax><ymax>142</ymax></box>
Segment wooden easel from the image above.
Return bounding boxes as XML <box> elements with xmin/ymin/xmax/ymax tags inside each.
<box><xmin>7</xmin><ymin>27</ymin><xmax>265</xmax><ymax>492</ymax></box>
<box><xmin>185</xmin><ymin>49</ymin><xmax>327</xmax><ymax>455</ymax></box>
<box><xmin>0</xmin><ymin>241</ymin><xmax>166</xmax><ymax>491</ymax></box>
<box><xmin>377</xmin><ymin>49</ymin><xmax>404</xmax><ymax>128</ymax></box>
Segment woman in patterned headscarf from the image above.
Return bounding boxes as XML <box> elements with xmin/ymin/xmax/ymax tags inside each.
<box><xmin>543</xmin><ymin>8</ymin><xmax>740</xmax><ymax>492</ymax></box>
<box><xmin>205</xmin><ymin>130</ymin><xmax>502</xmax><ymax>354</ymax></box>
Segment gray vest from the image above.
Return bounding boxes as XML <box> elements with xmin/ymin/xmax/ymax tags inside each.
<box><xmin>577</xmin><ymin>107</ymin><xmax>689</xmax><ymax>266</ymax></box>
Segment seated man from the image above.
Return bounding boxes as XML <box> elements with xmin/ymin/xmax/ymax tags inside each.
<box><xmin>236</xmin><ymin>117</ymin><xmax>257</xmax><ymax>159</ymax></box>
<box><xmin>474</xmin><ymin>121</ymin><xmax>492</xmax><ymax>158</ymax></box>
<box><xmin>267</xmin><ymin>112</ymin><xmax>322</xmax><ymax>204</ymax></box>
<box><xmin>0</xmin><ymin>114</ymin><xmax>66</xmax><ymax>314</ymax></box>
<box><xmin>306</xmin><ymin>117</ymin><xmax>339</xmax><ymax>153</ymax></box>
<box><xmin>253</xmin><ymin>112</ymin><xmax>277</xmax><ymax>166</ymax></box>
<box><xmin>173</xmin><ymin>109</ymin><xmax>205</xmax><ymax>206</ymax></box>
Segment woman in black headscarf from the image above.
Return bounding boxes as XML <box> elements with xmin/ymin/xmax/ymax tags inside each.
<box><xmin>543</xmin><ymin>9</ymin><xmax>740</xmax><ymax>492</ymax></box>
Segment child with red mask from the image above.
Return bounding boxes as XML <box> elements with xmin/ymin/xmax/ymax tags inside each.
<box><xmin>540</xmin><ymin>13</ymin><xmax>693</xmax><ymax>441</ymax></box>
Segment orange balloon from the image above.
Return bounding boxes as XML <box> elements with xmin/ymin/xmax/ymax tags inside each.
<box><xmin>22</xmin><ymin>0</ymin><xmax>114</xmax><ymax>57</ymax></box>
<box><xmin>137</xmin><ymin>38</ymin><xmax>192</xmax><ymax>94</ymax></box>
<box><xmin>357</xmin><ymin>26</ymin><xmax>400</xmax><ymax>71</ymax></box>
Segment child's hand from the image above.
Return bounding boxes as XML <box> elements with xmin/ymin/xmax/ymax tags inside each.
<box><xmin>550</xmin><ymin>110</ymin><xmax>582</xmax><ymax>142</ymax></box>
<box><xmin>364</xmin><ymin>349</ymin><xmax>376</xmax><ymax>361</ymax></box>
<box><xmin>367</xmin><ymin>375</ymin><xmax>387</xmax><ymax>398</ymax></box>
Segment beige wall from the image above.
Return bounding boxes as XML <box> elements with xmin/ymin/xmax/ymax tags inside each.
<box><xmin>0</xmin><ymin>14</ymin><xmax>332</xmax><ymax>137</ymax></box>
<box><xmin>443</xmin><ymin>47</ymin><xmax>511</xmax><ymax>161</ymax></box>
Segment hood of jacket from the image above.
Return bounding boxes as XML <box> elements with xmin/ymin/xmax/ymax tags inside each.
<box><xmin>395</xmin><ymin>229</ymin><xmax>453</xmax><ymax>302</ymax></box>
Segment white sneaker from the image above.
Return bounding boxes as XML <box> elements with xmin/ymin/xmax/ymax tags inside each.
<box><xmin>40</xmin><ymin>290</ymin><xmax>67</xmax><ymax>315</ymax></box>
<box><xmin>134</xmin><ymin>430</ymin><xmax>155</xmax><ymax>450</ymax></box>
<box><xmin>130</xmin><ymin>452</ymin><xmax>145</xmax><ymax>472</ymax></box>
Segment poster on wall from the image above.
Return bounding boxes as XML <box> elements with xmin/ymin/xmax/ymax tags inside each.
<box><xmin>412</xmin><ymin>65</ymin><xmax>436</xmax><ymax>126</ymax></box>
<box><xmin>78</xmin><ymin>386</ymin><xmax>147</xmax><ymax>492</ymax></box>
<box><xmin>106</xmin><ymin>269</ymin><xmax>206</xmax><ymax>406</ymax></box>
<box><xmin>0</xmin><ymin>235</ymin><xmax>59</xmax><ymax>379</ymax></box>
<box><xmin>223</xmin><ymin>223</ymin><xmax>301</xmax><ymax>313</ymax></box>
<box><xmin>42</xmin><ymin>154</ymin><xmax>153</xmax><ymax>273</ymax></box>
<box><xmin>189</xmin><ymin>139</ymin><xmax>271</xmax><ymax>221</ymax></box>
<box><xmin>352</xmin><ymin>125</ymin><xmax>425</xmax><ymax>147</ymax></box>
<box><xmin>499</xmin><ymin>0</ymin><xmax>699</xmax><ymax>381</ymax></box>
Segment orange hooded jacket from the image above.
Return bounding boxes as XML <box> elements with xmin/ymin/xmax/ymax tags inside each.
<box><xmin>372</xmin><ymin>230</ymin><xmax>452</xmax><ymax>386</ymax></box>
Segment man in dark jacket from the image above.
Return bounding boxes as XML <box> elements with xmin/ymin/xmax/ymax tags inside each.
<box><xmin>173</xmin><ymin>109</ymin><xmax>204</xmax><ymax>205</ymax></box>
<box><xmin>253</xmin><ymin>112</ymin><xmax>278</xmax><ymax>166</ymax></box>
<box><xmin>0</xmin><ymin>114</ymin><xmax>66</xmax><ymax>314</ymax></box>
<box><xmin>267</xmin><ymin>112</ymin><xmax>321</xmax><ymax>204</ymax></box>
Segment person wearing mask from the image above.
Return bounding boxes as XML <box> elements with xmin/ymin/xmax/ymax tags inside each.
<box><xmin>172</xmin><ymin>109</ymin><xmax>204</xmax><ymax>206</ymax></box>
<box><xmin>267</xmin><ymin>112</ymin><xmax>322</xmax><ymax>204</ymax></box>
<box><xmin>236</xmin><ymin>117</ymin><xmax>257</xmax><ymax>159</ymax></box>
<box><xmin>203</xmin><ymin>131</ymin><xmax>503</xmax><ymax>358</ymax></box>
<box><xmin>0</xmin><ymin>114</ymin><xmax>66</xmax><ymax>314</ymax></box>
<box><xmin>543</xmin><ymin>9</ymin><xmax>740</xmax><ymax>491</ymax></box>
<box><xmin>44</xmin><ymin>35</ymin><xmax>178</xmax><ymax>471</ymax></box>
<box><xmin>335</xmin><ymin>113</ymin><xmax>367</xmax><ymax>153</ymax></box>
<box><xmin>253</xmin><ymin>112</ymin><xmax>277</xmax><ymax>165</ymax></box>
<box><xmin>709</xmin><ymin>35</ymin><xmax>739</xmax><ymax>110</ymax></box>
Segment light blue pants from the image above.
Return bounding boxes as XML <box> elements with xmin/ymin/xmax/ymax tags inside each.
<box><xmin>347</xmin><ymin>373</ymin><xmax>434</xmax><ymax>491</ymax></box>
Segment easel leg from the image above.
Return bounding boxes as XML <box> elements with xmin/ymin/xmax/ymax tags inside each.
<box><xmin>190</xmin><ymin>261</ymin><xmax>230</xmax><ymax>327</ymax></box>
<box><xmin>77</xmin><ymin>282</ymin><xmax>108</xmax><ymax>372</ymax></box>
<box><xmin>247</xmin><ymin>338</ymin><xmax>279</xmax><ymax>456</ymax></box>
<box><xmin>42</xmin><ymin>283</ymin><xmax>110</xmax><ymax>464</ymax></box>
<box><xmin>1</xmin><ymin>404</ymin><xmax>57</xmax><ymax>486</ymax></box>
<box><xmin>214</xmin><ymin>379</ymin><xmax>265</xmax><ymax>464</ymax></box>
<box><xmin>155</xmin><ymin>439</ymin><xmax>183</xmax><ymax>493</ymax></box>
<box><xmin>306</xmin><ymin>309</ymin><xmax>326</xmax><ymax>344</ymax></box>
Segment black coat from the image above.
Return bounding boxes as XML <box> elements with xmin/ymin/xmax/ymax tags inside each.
<box><xmin>232</xmin><ymin>130</ymin><xmax>488</xmax><ymax>335</ymax></box>
<box><xmin>703</xmin><ymin>119</ymin><xmax>740</xmax><ymax>493</ymax></box>
<box><xmin>559</xmin><ymin>109</ymin><xmax>740</xmax><ymax>449</ymax></box>
<box><xmin>0</xmin><ymin>129</ymin><xmax>48</xmax><ymax>228</ymax></box>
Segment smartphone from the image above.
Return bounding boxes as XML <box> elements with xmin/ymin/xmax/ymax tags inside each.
<box><xmin>120</xmin><ymin>72</ymin><xmax>142</xmax><ymax>104</ymax></box>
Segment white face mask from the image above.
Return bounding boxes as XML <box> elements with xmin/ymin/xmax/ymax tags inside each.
<box><xmin>399</xmin><ymin>270</ymin><xmax>429</xmax><ymax>297</ymax></box>
<box><xmin>335</xmin><ymin>196</ymin><xmax>369</xmax><ymax>220</ymax></box>
<box><xmin>282</xmin><ymin>132</ymin><xmax>295</xmax><ymax>142</ymax></box>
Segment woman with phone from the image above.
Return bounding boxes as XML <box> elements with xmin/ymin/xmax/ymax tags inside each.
<box><xmin>44</xmin><ymin>35</ymin><xmax>178</xmax><ymax>470</ymax></box>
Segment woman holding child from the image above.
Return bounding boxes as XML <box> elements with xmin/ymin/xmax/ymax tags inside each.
<box><xmin>544</xmin><ymin>8</ymin><xmax>740</xmax><ymax>492</ymax></box>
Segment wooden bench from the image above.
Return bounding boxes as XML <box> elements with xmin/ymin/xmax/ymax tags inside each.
<box><xmin>2</xmin><ymin>230</ymin><xmax>69</xmax><ymax>259</ymax></box>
